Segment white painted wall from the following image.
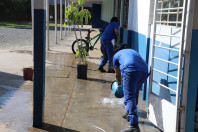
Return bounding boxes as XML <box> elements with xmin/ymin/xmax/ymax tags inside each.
<box><xmin>101</xmin><ymin>0</ymin><xmax>114</xmax><ymax>22</ymax></box>
<box><xmin>34</xmin><ymin>0</ymin><xmax>46</xmax><ymax>9</ymax></box>
<box><xmin>128</xmin><ymin>0</ymin><xmax>150</xmax><ymax>35</ymax></box>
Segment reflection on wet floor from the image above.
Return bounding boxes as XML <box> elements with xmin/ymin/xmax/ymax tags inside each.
<box><xmin>10</xmin><ymin>50</ymin><xmax>32</xmax><ymax>55</ymax></box>
<box><xmin>41</xmin><ymin>52</ymin><xmax>161</xmax><ymax>132</ymax></box>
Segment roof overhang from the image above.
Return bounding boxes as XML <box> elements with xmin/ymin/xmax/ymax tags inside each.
<box><xmin>67</xmin><ymin>0</ymin><xmax>103</xmax><ymax>4</ymax></box>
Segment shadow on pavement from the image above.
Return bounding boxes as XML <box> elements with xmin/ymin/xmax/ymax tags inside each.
<box><xmin>37</xmin><ymin>123</ymin><xmax>79</xmax><ymax>132</ymax></box>
<box><xmin>0</xmin><ymin>72</ymin><xmax>24</xmax><ymax>106</ymax></box>
<box><xmin>86</xmin><ymin>77</ymin><xmax>112</xmax><ymax>84</ymax></box>
<box><xmin>139</xmin><ymin>121</ymin><xmax>163</xmax><ymax>132</ymax></box>
<box><xmin>137</xmin><ymin>108</ymin><xmax>147</xmax><ymax>119</ymax></box>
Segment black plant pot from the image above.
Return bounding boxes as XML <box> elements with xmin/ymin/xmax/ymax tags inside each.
<box><xmin>76</xmin><ymin>64</ymin><xmax>87</xmax><ymax>79</ymax></box>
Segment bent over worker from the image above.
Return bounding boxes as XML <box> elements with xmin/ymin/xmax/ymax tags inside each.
<box><xmin>98</xmin><ymin>17</ymin><xmax>120</xmax><ymax>73</ymax></box>
<box><xmin>113</xmin><ymin>44</ymin><xmax>149</xmax><ymax>132</ymax></box>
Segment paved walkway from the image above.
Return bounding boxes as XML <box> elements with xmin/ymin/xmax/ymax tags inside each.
<box><xmin>0</xmin><ymin>26</ymin><xmax>160</xmax><ymax>132</ymax></box>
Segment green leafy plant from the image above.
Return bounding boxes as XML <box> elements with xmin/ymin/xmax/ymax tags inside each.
<box><xmin>75</xmin><ymin>45</ymin><xmax>89</xmax><ymax>64</ymax></box>
<box><xmin>64</xmin><ymin>0</ymin><xmax>91</xmax><ymax>64</ymax></box>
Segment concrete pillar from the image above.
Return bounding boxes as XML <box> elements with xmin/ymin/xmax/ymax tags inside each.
<box><xmin>67</xmin><ymin>1</ymin><xmax>69</xmax><ymax>35</ymax></box>
<box><xmin>32</xmin><ymin>0</ymin><xmax>46</xmax><ymax>127</ymax></box>
<box><xmin>55</xmin><ymin>0</ymin><xmax>57</xmax><ymax>44</ymax></box>
<box><xmin>69</xmin><ymin>2</ymin><xmax>71</xmax><ymax>32</ymax></box>
<box><xmin>60</xmin><ymin>0</ymin><xmax>63</xmax><ymax>39</ymax></box>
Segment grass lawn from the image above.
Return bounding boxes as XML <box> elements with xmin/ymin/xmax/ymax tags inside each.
<box><xmin>0</xmin><ymin>21</ymin><xmax>32</xmax><ymax>27</ymax></box>
<box><xmin>0</xmin><ymin>21</ymin><xmax>61</xmax><ymax>27</ymax></box>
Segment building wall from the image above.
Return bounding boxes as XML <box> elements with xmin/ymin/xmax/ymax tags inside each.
<box><xmin>100</xmin><ymin>0</ymin><xmax>114</xmax><ymax>29</ymax></box>
<box><xmin>119</xmin><ymin>0</ymin><xmax>186</xmax><ymax>105</ymax></box>
<box><xmin>120</xmin><ymin>0</ymin><xmax>151</xmax><ymax>61</ymax></box>
<box><xmin>119</xmin><ymin>0</ymin><xmax>151</xmax><ymax>100</ymax></box>
<box><xmin>98</xmin><ymin>0</ymin><xmax>198</xmax><ymax>131</ymax></box>
<box><xmin>101</xmin><ymin>0</ymin><xmax>114</xmax><ymax>22</ymax></box>
<box><xmin>127</xmin><ymin>0</ymin><xmax>150</xmax><ymax>35</ymax></box>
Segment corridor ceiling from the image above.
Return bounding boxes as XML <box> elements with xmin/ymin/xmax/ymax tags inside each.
<box><xmin>67</xmin><ymin>0</ymin><xmax>103</xmax><ymax>4</ymax></box>
<box><xmin>49</xmin><ymin>0</ymin><xmax>103</xmax><ymax>5</ymax></box>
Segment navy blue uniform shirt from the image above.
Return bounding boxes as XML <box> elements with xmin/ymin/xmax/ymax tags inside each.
<box><xmin>113</xmin><ymin>49</ymin><xmax>148</xmax><ymax>73</ymax></box>
<box><xmin>101</xmin><ymin>22</ymin><xmax>119</xmax><ymax>41</ymax></box>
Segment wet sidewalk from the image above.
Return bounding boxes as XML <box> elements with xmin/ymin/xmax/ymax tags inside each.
<box><xmin>0</xmin><ymin>26</ymin><xmax>160</xmax><ymax>132</ymax></box>
<box><xmin>28</xmin><ymin>51</ymin><xmax>160</xmax><ymax>132</ymax></box>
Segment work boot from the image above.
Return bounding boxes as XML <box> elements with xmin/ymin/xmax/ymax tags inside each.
<box><xmin>120</xmin><ymin>124</ymin><xmax>140</xmax><ymax>132</ymax></box>
<box><xmin>122</xmin><ymin>112</ymin><xmax>129</xmax><ymax>121</ymax></box>
<box><xmin>108</xmin><ymin>68</ymin><xmax>115</xmax><ymax>73</ymax></box>
<box><xmin>98</xmin><ymin>66</ymin><xmax>106</xmax><ymax>72</ymax></box>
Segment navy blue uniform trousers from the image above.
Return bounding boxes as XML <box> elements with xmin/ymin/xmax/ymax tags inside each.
<box><xmin>99</xmin><ymin>39</ymin><xmax>114</xmax><ymax>68</ymax></box>
<box><xmin>122</xmin><ymin>70</ymin><xmax>148</xmax><ymax>125</ymax></box>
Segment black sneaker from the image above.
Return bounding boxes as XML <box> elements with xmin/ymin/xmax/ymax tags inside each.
<box><xmin>108</xmin><ymin>68</ymin><xmax>115</xmax><ymax>73</ymax></box>
<box><xmin>120</xmin><ymin>124</ymin><xmax>140</xmax><ymax>132</ymax></box>
<box><xmin>98</xmin><ymin>66</ymin><xmax>106</xmax><ymax>72</ymax></box>
<box><xmin>122</xmin><ymin>112</ymin><xmax>129</xmax><ymax>121</ymax></box>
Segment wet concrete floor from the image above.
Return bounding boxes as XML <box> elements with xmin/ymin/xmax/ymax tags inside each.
<box><xmin>29</xmin><ymin>52</ymin><xmax>161</xmax><ymax>132</ymax></box>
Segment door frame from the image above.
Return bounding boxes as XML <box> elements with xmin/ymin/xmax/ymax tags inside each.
<box><xmin>147</xmin><ymin>0</ymin><xmax>195</xmax><ymax>131</ymax></box>
<box><xmin>179</xmin><ymin>0</ymin><xmax>196</xmax><ymax>131</ymax></box>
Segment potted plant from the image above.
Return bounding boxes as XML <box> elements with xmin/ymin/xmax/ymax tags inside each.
<box><xmin>64</xmin><ymin>0</ymin><xmax>91</xmax><ymax>79</ymax></box>
<box><xmin>75</xmin><ymin>45</ymin><xmax>89</xmax><ymax>79</ymax></box>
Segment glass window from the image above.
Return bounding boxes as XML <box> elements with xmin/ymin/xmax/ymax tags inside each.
<box><xmin>157</xmin><ymin>0</ymin><xmax>183</xmax><ymax>27</ymax></box>
<box><xmin>116</xmin><ymin>0</ymin><xmax>129</xmax><ymax>28</ymax></box>
<box><xmin>123</xmin><ymin>0</ymin><xmax>129</xmax><ymax>28</ymax></box>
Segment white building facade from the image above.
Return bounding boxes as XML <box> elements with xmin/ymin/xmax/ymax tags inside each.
<box><xmin>96</xmin><ymin>0</ymin><xmax>198</xmax><ymax>131</ymax></box>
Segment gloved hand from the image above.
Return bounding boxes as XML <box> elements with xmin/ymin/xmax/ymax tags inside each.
<box><xmin>116</xmin><ymin>85</ymin><xmax>123</xmax><ymax>95</ymax></box>
<box><xmin>117</xmin><ymin>36</ymin><xmax>120</xmax><ymax>42</ymax></box>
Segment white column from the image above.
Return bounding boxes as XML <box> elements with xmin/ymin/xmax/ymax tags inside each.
<box><xmin>60</xmin><ymin>0</ymin><xmax>63</xmax><ymax>39</ymax></box>
<box><xmin>67</xmin><ymin>2</ymin><xmax>69</xmax><ymax>35</ymax></box>
<box><xmin>64</xmin><ymin>0</ymin><xmax>67</xmax><ymax>36</ymax></box>
<box><xmin>55</xmin><ymin>0</ymin><xmax>57</xmax><ymax>44</ymax></box>
<box><xmin>31</xmin><ymin>0</ymin><xmax>34</xmax><ymax>58</ymax></box>
<box><xmin>69</xmin><ymin>2</ymin><xmax>71</xmax><ymax>32</ymax></box>
<box><xmin>46</xmin><ymin>0</ymin><xmax>50</xmax><ymax>50</ymax></box>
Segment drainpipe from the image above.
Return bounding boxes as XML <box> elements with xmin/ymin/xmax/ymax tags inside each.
<box><xmin>120</xmin><ymin>0</ymin><xmax>124</xmax><ymax>27</ymax></box>
<box><xmin>113</xmin><ymin>0</ymin><xmax>115</xmax><ymax>16</ymax></box>
<box><xmin>115</xmin><ymin>0</ymin><xmax>118</xmax><ymax>17</ymax></box>
<box><xmin>46</xmin><ymin>0</ymin><xmax>50</xmax><ymax>50</ymax></box>
<box><xmin>55</xmin><ymin>0</ymin><xmax>57</xmax><ymax>44</ymax></box>
<box><xmin>60</xmin><ymin>0</ymin><xmax>63</xmax><ymax>40</ymax></box>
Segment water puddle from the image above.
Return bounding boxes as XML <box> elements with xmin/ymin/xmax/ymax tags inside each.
<box><xmin>100</xmin><ymin>97</ymin><xmax>124</xmax><ymax>106</ymax></box>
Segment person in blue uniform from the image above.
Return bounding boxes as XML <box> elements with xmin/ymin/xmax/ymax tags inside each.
<box><xmin>113</xmin><ymin>44</ymin><xmax>149</xmax><ymax>132</ymax></box>
<box><xmin>98</xmin><ymin>17</ymin><xmax>120</xmax><ymax>73</ymax></box>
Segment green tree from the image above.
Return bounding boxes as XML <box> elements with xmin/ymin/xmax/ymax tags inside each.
<box><xmin>0</xmin><ymin>0</ymin><xmax>31</xmax><ymax>21</ymax></box>
<box><xmin>64</xmin><ymin>0</ymin><xmax>91</xmax><ymax>64</ymax></box>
